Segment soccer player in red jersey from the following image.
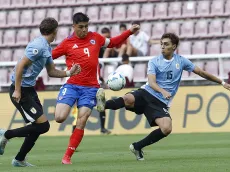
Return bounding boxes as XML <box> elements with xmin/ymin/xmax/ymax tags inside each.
<box><xmin>52</xmin><ymin>12</ymin><xmax>140</xmax><ymax>164</ymax></box>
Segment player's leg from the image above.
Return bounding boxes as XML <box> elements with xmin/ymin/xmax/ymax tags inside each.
<box><xmin>62</xmin><ymin>106</ymin><xmax>91</xmax><ymax>164</ymax></box>
<box><xmin>55</xmin><ymin>84</ymin><xmax>78</xmax><ymax>123</ymax></box>
<box><xmin>133</xmin><ymin>108</ymin><xmax>172</xmax><ymax>151</ymax></box>
<box><xmin>0</xmin><ymin>85</ymin><xmax>50</xmax><ymax>166</ymax></box>
<box><xmin>105</xmin><ymin>93</ymin><xmax>135</xmax><ymax>110</ymax></box>
<box><xmin>72</xmin><ymin>110</ymin><xmax>78</xmax><ymax>133</ymax></box>
<box><xmin>2</xmin><ymin>113</ymin><xmax>49</xmax><ymax>141</ymax></box>
<box><xmin>155</xmin><ymin>117</ymin><xmax>172</xmax><ymax>135</ymax></box>
<box><xmin>62</xmin><ymin>86</ymin><xmax>97</xmax><ymax>164</ymax></box>
<box><xmin>55</xmin><ymin>103</ymin><xmax>72</xmax><ymax>123</ymax></box>
<box><xmin>99</xmin><ymin>111</ymin><xmax>111</xmax><ymax>134</ymax></box>
<box><xmin>130</xmin><ymin>117</ymin><xmax>172</xmax><ymax>160</ymax></box>
<box><xmin>12</xmin><ymin>115</ymin><xmax>49</xmax><ymax>167</ymax></box>
<box><xmin>1</xmin><ymin>86</ymin><xmax>49</xmax><ymax>144</ymax></box>
<box><xmin>130</xmin><ymin>93</ymin><xmax>172</xmax><ymax>160</ymax></box>
<box><xmin>12</xmin><ymin>93</ymin><xmax>50</xmax><ymax>166</ymax></box>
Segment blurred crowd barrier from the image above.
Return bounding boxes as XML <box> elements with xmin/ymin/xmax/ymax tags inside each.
<box><xmin>0</xmin><ymin>86</ymin><xmax>230</xmax><ymax>135</ymax></box>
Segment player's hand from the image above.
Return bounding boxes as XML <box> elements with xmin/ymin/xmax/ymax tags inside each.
<box><xmin>12</xmin><ymin>90</ymin><xmax>21</xmax><ymax>103</ymax></box>
<box><xmin>69</xmin><ymin>64</ymin><xmax>81</xmax><ymax>76</ymax></box>
<box><xmin>223</xmin><ymin>82</ymin><xmax>230</xmax><ymax>91</ymax></box>
<box><xmin>130</xmin><ymin>24</ymin><xmax>140</xmax><ymax>34</ymax></box>
<box><xmin>161</xmin><ymin>90</ymin><xmax>171</xmax><ymax>100</ymax></box>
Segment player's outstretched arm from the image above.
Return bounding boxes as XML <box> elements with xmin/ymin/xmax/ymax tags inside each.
<box><xmin>13</xmin><ymin>56</ymin><xmax>33</xmax><ymax>103</ymax></box>
<box><xmin>46</xmin><ymin>63</ymin><xmax>81</xmax><ymax>78</ymax></box>
<box><xmin>193</xmin><ymin>66</ymin><xmax>230</xmax><ymax>90</ymax></box>
<box><xmin>148</xmin><ymin>74</ymin><xmax>171</xmax><ymax>99</ymax></box>
<box><xmin>107</xmin><ymin>24</ymin><xmax>140</xmax><ymax>48</ymax></box>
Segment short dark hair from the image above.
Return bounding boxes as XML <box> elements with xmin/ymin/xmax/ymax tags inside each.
<box><xmin>122</xmin><ymin>54</ymin><xmax>129</xmax><ymax>62</ymax></box>
<box><xmin>72</xmin><ymin>12</ymin><xmax>89</xmax><ymax>24</ymax></box>
<box><xmin>161</xmin><ymin>33</ymin><xmax>180</xmax><ymax>48</ymax></box>
<box><xmin>101</xmin><ymin>27</ymin><xmax>110</xmax><ymax>34</ymax></box>
<box><xmin>39</xmin><ymin>17</ymin><xmax>58</xmax><ymax>35</ymax></box>
<box><xmin>119</xmin><ymin>23</ymin><xmax>127</xmax><ymax>29</ymax></box>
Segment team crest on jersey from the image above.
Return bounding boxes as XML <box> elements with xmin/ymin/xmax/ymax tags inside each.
<box><xmin>32</xmin><ymin>49</ymin><xmax>38</xmax><ymax>55</ymax></box>
<box><xmin>163</xmin><ymin>108</ymin><xmax>169</xmax><ymax>114</ymax></box>
<box><xmin>90</xmin><ymin>39</ymin><xmax>96</xmax><ymax>45</ymax></box>
<box><xmin>176</xmin><ymin>63</ymin><xmax>180</xmax><ymax>69</ymax></box>
<box><xmin>30</xmin><ymin>107</ymin><xmax>37</xmax><ymax>114</ymax></box>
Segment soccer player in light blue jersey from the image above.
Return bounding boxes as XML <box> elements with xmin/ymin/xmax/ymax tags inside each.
<box><xmin>103</xmin><ymin>33</ymin><xmax>230</xmax><ymax>160</ymax></box>
<box><xmin>0</xmin><ymin>18</ymin><xmax>80</xmax><ymax>167</ymax></box>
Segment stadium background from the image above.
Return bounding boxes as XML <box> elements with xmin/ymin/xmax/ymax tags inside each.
<box><xmin>0</xmin><ymin>1</ymin><xmax>230</xmax><ymax>171</ymax></box>
<box><xmin>0</xmin><ymin>0</ymin><xmax>230</xmax><ymax>135</ymax></box>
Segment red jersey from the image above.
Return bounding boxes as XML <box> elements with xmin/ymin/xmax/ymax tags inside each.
<box><xmin>52</xmin><ymin>32</ymin><xmax>106</xmax><ymax>88</ymax></box>
<box><xmin>116</xmin><ymin>39</ymin><xmax>127</xmax><ymax>49</ymax></box>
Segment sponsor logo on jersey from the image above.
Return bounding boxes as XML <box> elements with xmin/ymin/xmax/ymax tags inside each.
<box><xmin>72</xmin><ymin>44</ymin><xmax>78</xmax><ymax>49</ymax></box>
<box><xmin>90</xmin><ymin>39</ymin><xmax>96</xmax><ymax>45</ymax></box>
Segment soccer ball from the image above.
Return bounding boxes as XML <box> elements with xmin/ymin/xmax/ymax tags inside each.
<box><xmin>107</xmin><ymin>72</ymin><xmax>126</xmax><ymax>91</ymax></box>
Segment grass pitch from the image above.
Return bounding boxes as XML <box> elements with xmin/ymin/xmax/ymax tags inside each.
<box><xmin>1</xmin><ymin>133</ymin><xmax>230</xmax><ymax>172</ymax></box>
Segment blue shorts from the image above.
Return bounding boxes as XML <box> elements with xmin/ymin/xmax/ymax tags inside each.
<box><xmin>57</xmin><ymin>84</ymin><xmax>98</xmax><ymax>109</ymax></box>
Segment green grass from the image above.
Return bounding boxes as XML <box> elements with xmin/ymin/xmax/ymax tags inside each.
<box><xmin>1</xmin><ymin>133</ymin><xmax>230</xmax><ymax>172</ymax></box>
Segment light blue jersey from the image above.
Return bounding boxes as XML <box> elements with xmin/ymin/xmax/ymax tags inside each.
<box><xmin>142</xmin><ymin>53</ymin><xmax>195</xmax><ymax>107</ymax></box>
<box><xmin>11</xmin><ymin>36</ymin><xmax>53</xmax><ymax>87</ymax></box>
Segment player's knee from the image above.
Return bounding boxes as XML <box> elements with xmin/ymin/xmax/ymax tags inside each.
<box><xmin>160</xmin><ymin>125</ymin><xmax>172</xmax><ymax>136</ymax></box>
<box><xmin>156</xmin><ymin>117</ymin><xmax>172</xmax><ymax>136</ymax></box>
<box><xmin>55</xmin><ymin>104</ymin><xmax>71</xmax><ymax>123</ymax></box>
<box><xmin>55</xmin><ymin>111</ymin><xmax>66</xmax><ymax>123</ymax></box>
<box><xmin>36</xmin><ymin>121</ymin><xmax>50</xmax><ymax>134</ymax></box>
<box><xmin>123</xmin><ymin>94</ymin><xmax>135</xmax><ymax>107</ymax></box>
<box><xmin>55</xmin><ymin>115</ymin><xmax>66</xmax><ymax>123</ymax></box>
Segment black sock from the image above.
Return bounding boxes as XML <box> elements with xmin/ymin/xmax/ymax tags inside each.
<box><xmin>134</xmin><ymin>128</ymin><xmax>166</xmax><ymax>150</ymax></box>
<box><xmin>4</xmin><ymin>124</ymin><xmax>37</xmax><ymax>139</ymax></box>
<box><xmin>4</xmin><ymin>122</ymin><xmax>49</xmax><ymax>140</ymax></box>
<box><xmin>72</xmin><ymin>125</ymin><xmax>76</xmax><ymax>133</ymax></box>
<box><xmin>99</xmin><ymin>112</ymin><xmax>106</xmax><ymax>130</ymax></box>
<box><xmin>15</xmin><ymin>133</ymin><xmax>40</xmax><ymax>161</ymax></box>
<box><xmin>105</xmin><ymin>97</ymin><xmax>125</xmax><ymax>110</ymax></box>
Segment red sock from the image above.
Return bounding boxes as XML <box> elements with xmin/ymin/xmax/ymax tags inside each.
<box><xmin>64</xmin><ymin>128</ymin><xmax>84</xmax><ymax>158</ymax></box>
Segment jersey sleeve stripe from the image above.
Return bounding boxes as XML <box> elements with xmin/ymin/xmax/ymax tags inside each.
<box><xmin>103</xmin><ymin>38</ymin><xmax>110</xmax><ymax>47</ymax></box>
